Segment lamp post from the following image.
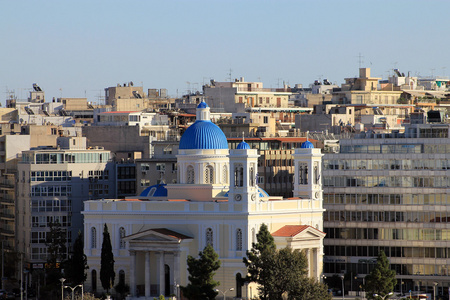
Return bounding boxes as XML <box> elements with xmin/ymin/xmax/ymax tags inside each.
<box><xmin>215</xmin><ymin>287</ymin><xmax>234</xmax><ymax>300</ymax></box>
<box><xmin>433</xmin><ymin>282</ymin><xmax>438</xmax><ymax>300</ymax></box>
<box><xmin>61</xmin><ymin>281</ymin><xmax>83</xmax><ymax>300</ymax></box>
<box><xmin>60</xmin><ymin>278</ymin><xmax>65</xmax><ymax>300</ymax></box>
<box><xmin>340</xmin><ymin>274</ymin><xmax>345</xmax><ymax>300</ymax></box>
<box><xmin>373</xmin><ymin>292</ymin><xmax>393</xmax><ymax>300</ymax></box>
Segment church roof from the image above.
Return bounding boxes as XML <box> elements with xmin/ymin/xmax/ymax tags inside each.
<box><xmin>272</xmin><ymin>225</ymin><xmax>312</xmax><ymax>237</ymax></box>
<box><xmin>179</xmin><ymin>120</ymin><xmax>228</xmax><ymax>150</ymax></box>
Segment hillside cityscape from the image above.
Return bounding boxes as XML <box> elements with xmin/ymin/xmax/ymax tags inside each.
<box><xmin>1</xmin><ymin>66</ymin><xmax>450</xmax><ymax>300</ymax></box>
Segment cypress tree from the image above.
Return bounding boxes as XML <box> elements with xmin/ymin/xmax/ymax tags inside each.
<box><xmin>100</xmin><ymin>224</ymin><xmax>115</xmax><ymax>293</ymax></box>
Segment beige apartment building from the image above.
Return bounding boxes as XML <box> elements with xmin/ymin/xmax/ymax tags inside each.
<box><xmin>332</xmin><ymin>68</ymin><xmax>403</xmax><ymax>105</ymax></box>
<box><xmin>203</xmin><ymin>77</ymin><xmax>292</xmax><ymax>113</ymax></box>
<box><xmin>105</xmin><ymin>83</ymin><xmax>174</xmax><ymax>111</ymax></box>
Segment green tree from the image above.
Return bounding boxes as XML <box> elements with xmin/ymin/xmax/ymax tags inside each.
<box><xmin>100</xmin><ymin>224</ymin><xmax>115</xmax><ymax>293</ymax></box>
<box><xmin>244</xmin><ymin>224</ymin><xmax>331</xmax><ymax>300</ymax></box>
<box><xmin>364</xmin><ymin>250</ymin><xmax>397</xmax><ymax>299</ymax></box>
<box><xmin>289</xmin><ymin>277</ymin><xmax>332</xmax><ymax>300</ymax></box>
<box><xmin>181</xmin><ymin>243</ymin><xmax>221</xmax><ymax>300</ymax></box>
<box><xmin>243</xmin><ymin>223</ymin><xmax>276</xmax><ymax>300</ymax></box>
<box><xmin>46</xmin><ymin>221</ymin><xmax>67</xmax><ymax>267</ymax></box>
<box><xmin>45</xmin><ymin>221</ymin><xmax>67</xmax><ymax>285</ymax></box>
<box><xmin>63</xmin><ymin>231</ymin><xmax>88</xmax><ymax>285</ymax></box>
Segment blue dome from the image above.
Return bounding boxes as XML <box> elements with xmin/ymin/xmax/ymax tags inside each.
<box><xmin>236</xmin><ymin>141</ymin><xmax>250</xmax><ymax>149</ymax></box>
<box><xmin>179</xmin><ymin>120</ymin><xmax>228</xmax><ymax>150</ymax></box>
<box><xmin>197</xmin><ymin>101</ymin><xmax>209</xmax><ymax>108</ymax></box>
<box><xmin>300</xmin><ymin>140</ymin><xmax>314</xmax><ymax>149</ymax></box>
<box><xmin>140</xmin><ymin>184</ymin><xmax>167</xmax><ymax>197</ymax></box>
<box><xmin>224</xmin><ymin>187</ymin><xmax>269</xmax><ymax>198</ymax></box>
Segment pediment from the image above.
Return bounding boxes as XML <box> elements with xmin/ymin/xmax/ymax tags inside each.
<box><xmin>123</xmin><ymin>228</ymin><xmax>193</xmax><ymax>243</ymax></box>
<box><xmin>272</xmin><ymin>225</ymin><xmax>326</xmax><ymax>241</ymax></box>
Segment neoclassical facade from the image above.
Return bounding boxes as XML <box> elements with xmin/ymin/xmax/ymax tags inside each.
<box><xmin>82</xmin><ymin>102</ymin><xmax>326</xmax><ymax>299</ymax></box>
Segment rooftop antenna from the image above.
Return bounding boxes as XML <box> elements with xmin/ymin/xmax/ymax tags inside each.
<box><xmin>431</xmin><ymin>68</ymin><xmax>435</xmax><ymax>78</ymax></box>
<box><xmin>357</xmin><ymin>53</ymin><xmax>364</xmax><ymax>68</ymax></box>
<box><xmin>227</xmin><ymin>68</ymin><xmax>233</xmax><ymax>82</ymax></box>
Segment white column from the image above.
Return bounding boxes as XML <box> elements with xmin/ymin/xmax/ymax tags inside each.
<box><xmin>314</xmin><ymin>248</ymin><xmax>320</xmax><ymax>280</ymax></box>
<box><xmin>130</xmin><ymin>251</ymin><xmax>136</xmax><ymax>297</ymax></box>
<box><xmin>145</xmin><ymin>251</ymin><xmax>151</xmax><ymax>298</ymax></box>
<box><xmin>174</xmin><ymin>251</ymin><xmax>181</xmax><ymax>289</ymax></box>
<box><xmin>157</xmin><ymin>251</ymin><xmax>165</xmax><ymax>296</ymax></box>
<box><xmin>306</xmin><ymin>249</ymin><xmax>311</xmax><ymax>277</ymax></box>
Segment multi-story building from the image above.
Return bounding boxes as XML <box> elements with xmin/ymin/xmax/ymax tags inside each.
<box><xmin>323</xmin><ymin>123</ymin><xmax>450</xmax><ymax>298</ymax></box>
<box><xmin>331</xmin><ymin>68</ymin><xmax>403</xmax><ymax>106</ymax></box>
<box><xmin>16</xmin><ymin>135</ymin><xmax>115</xmax><ymax>269</ymax></box>
<box><xmin>203</xmin><ymin>77</ymin><xmax>292</xmax><ymax>113</ymax></box>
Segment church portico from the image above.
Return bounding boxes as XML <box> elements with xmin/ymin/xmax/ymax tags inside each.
<box><xmin>124</xmin><ymin>229</ymin><xmax>192</xmax><ymax>298</ymax></box>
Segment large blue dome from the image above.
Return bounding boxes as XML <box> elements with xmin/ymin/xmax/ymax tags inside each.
<box><xmin>179</xmin><ymin>120</ymin><xmax>229</xmax><ymax>150</ymax></box>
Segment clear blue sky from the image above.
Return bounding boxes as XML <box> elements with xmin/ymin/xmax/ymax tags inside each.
<box><xmin>1</xmin><ymin>0</ymin><xmax>449</xmax><ymax>105</ymax></box>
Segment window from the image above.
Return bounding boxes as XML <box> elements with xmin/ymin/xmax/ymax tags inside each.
<box><xmin>92</xmin><ymin>270</ymin><xmax>97</xmax><ymax>292</ymax></box>
<box><xmin>222</xmin><ymin>165</ymin><xmax>228</xmax><ymax>184</ymax></box>
<box><xmin>299</xmin><ymin>162</ymin><xmax>308</xmax><ymax>184</ymax></box>
<box><xmin>205</xmin><ymin>165</ymin><xmax>214</xmax><ymax>184</ymax></box>
<box><xmin>156</xmin><ymin>163</ymin><xmax>166</xmax><ymax>171</ymax></box>
<box><xmin>119</xmin><ymin>227</ymin><xmax>126</xmax><ymax>249</ymax></box>
<box><xmin>91</xmin><ymin>227</ymin><xmax>97</xmax><ymax>248</ymax></box>
<box><xmin>187</xmin><ymin>166</ymin><xmax>195</xmax><ymax>184</ymax></box>
<box><xmin>236</xmin><ymin>229</ymin><xmax>243</xmax><ymax>251</ymax></box>
<box><xmin>249</xmin><ymin>165</ymin><xmax>255</xmax><ymax>186</ymax></box>
<box><xmin>206</xmin><ymin>228</ymin><xmax>213</xmax><ymax>247</ymax></box>
<box><xmin>236</xmin><ymin>273</ymin><xmax>243</xmax><ymax>298</ymax></box>
<box><xmin>234</xmin><ymin>164</ymin><xmax>243</xmax><ymax>187</ymax></box>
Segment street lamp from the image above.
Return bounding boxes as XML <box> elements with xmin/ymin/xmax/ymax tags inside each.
<box><xmin>60</xmin><ymin>278</ymin><xmax>66</xmax><ymax>300</ymax></box>
<box><xmin>373</xmin><ymin>292</ymin><xmax>393</xmax><ymax>300</ymax></box>
<box><xmin>433</xmin><ymin>282</ymin><xmax>438</xmax><ymax>300</ymax></box>
<box><xmin>62</xmin><ymin>282</ymin><xmax>83</xmax><ymax>300</ymax></box>
<box><xmin>215</xmin><ymin>287</ymin><xmax>234</xmax><ymax>300</ymax></box>
<box><xmin>340</xmin><ymin>275</ymin><xmax>344</xmax><ymax>300</ymax></box>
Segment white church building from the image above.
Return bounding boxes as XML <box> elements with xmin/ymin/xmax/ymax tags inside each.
<box><xmin>82</xmin><ymin>102</ymin><xmax>326</xmax><ymax>299</ymax></box>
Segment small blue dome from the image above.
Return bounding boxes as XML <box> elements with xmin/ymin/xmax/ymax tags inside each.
<box><xmin>236</xmin><ymin>141</ymin><xmax>250</xmax><ymax>149</ymax></box>
<box><xmin>197</xmin><ymin>101</ymin><xmax>209</xmax><ymax>108</ymax></box>
<box><xmin>140</xmin><ymin>184</ymin><xmax>167</xmax><ymax>197</ymax></box>
<box><xmin>224</xmin><ymin>187</ymin><xmax>269</xmax><ymax>198</ymax></box>
<box><xmin>179</xmin><ymin>120</ymin><xmax>228</xmax><ymax>150</ymax></box>
<box><xmin>300</xmin><ymin>140</ymin><xmax>314</xmax><ymax>149</ymax></box>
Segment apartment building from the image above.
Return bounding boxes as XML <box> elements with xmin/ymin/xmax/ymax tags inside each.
<box><xmin>331</xmin><ymin>68</ymin><xmax>403</xmax><ymax>106</ymax></box>
<box><xmin>203</xmin><ymin>77</ymin><xmax>292</xmax><ymax>113</ymax></box>
<box><xmin>323</xmin><ymin>123</ymin><xmax>450</xmax><ymax>297</ymax></box>
<box><xmin>16</xmin><ymin>136</ymin><xmax>115</xmax><ymax>268</ymax></box>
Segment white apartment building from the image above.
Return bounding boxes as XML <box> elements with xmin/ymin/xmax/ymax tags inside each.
<box><xmin>16</xmin><ymin>136</ymin><xmax>115</xmax><ymax>269</ymax></box>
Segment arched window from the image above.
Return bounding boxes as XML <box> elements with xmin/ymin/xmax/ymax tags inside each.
<box><xmin>234</xmin><ymin>164</ymin><xmax>243</xmax><ymax>187</ymax></box>
<box><xmin>222</xmin><ymin>165</ymin><xmax>228</xmax><ymax>184</ymax></box>
<box><xmin>205</xmin><ymin>165</ymin><xmax>214</xmax><ymax>184</ymax></box>
<box><xmin>249</xmin><ymin>165</ymin><xmax>255</xmax><ymax>187</ymax></box>
<box><xmin>187</xmin><ymin>166</ymin><xmax>195</xmax><ymax>184</ymax></box>
<box><xmin>236</xmin><ymin>229</ymin><xmax>243</xmax><ymax>251</ymax></box>
<box><xmin>236</xmin><ymin>273</ymin><xmax>243</xmax><ymax>298</ymax></box>
<box><xmin>92</xmin><ymin>270</ymin><xmax>97</xmax><ymax>292</ymax></box>
<box><xmin>299</xmin><ymin>162</ymin><xmax>308</xmax><ymax>184</ymax></box>
<box><xmin>314</xmin><ymin>162</ymin><xmax>319</xmax><ymax>184</ymax></box>
<box><xmin>119</xmin><ymin>227</ymin><xmax>126</xmax><ymax>249</ymax></box>
<box><xmin>91</xmin><ymin>227</ymin><xmax>97</xmax><ymax>249</ymax></box>
<box><xmin>118</xmin><ymin>270</ymin><xmax>125</xmax><ymax>285</ymax></box>
<box><xmin>206</xmin><ymin>228</ymin><xmax>213</xmax><ymax>247</ymax></box>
